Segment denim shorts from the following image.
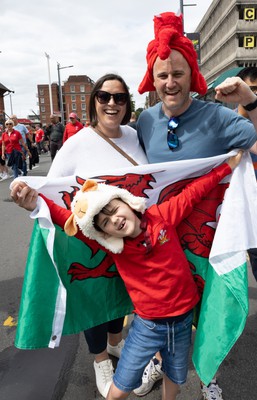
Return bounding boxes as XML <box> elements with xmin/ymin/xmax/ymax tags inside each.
<box><xmin>113</xmin><ymin>311</ymin><xmax>193</xmax><ymax>392</ymax></box>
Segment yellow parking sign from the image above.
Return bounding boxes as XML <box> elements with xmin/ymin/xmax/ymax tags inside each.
<box><xmin>244</xmin><ymin>36</ymin><xmax>255</xmax><ymax>48</ymax></box>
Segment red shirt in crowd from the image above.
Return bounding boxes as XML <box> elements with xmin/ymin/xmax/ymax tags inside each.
<box><xmin>35</xmin><ymin>128</ymin><xmax>45</xmax><ymax>143</ymax></box>
<box><xmin>2</xmin><ymin>130</ymin><xmax>23</xmax><ymax>154</ymax></box>
<box><xmin>63</xmin><ymin>121</ymin><xmax>84</xmax><ymax>143</ymax></box>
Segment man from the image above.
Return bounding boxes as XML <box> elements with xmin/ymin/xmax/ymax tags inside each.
<box><xmin>35</xmin><ymin>124</ymin><xmax>46</xmax><ymax>154</ymax></box>
<box><xmin>63</xmin><ymin>113</ymin><xmax>83</xmax><ymax>143</ymax></box>
<box><xmin>47</xmin><ymin>114</ymin><xmax>64</xmax><ymax>161</ymax></box>
<box><xmin>11</xmin><ymin>115</ymin><xmax>29</xmax><ymax>176</ymax></box>
<box><xmin>136</xmin><ymin>12</ymin><xmax>257</xmax><ymax>400</ymax></box>
<box><xmin>236</xmin><ymin>67</ymin><xmax>257</xmax><ymax>282</ymax></box>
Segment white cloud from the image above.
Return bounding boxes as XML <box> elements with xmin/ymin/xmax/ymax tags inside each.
<box><xmin>0</xmin><ymin>0</ymin><xmax>213</xmax><ymax>117</ymax></box>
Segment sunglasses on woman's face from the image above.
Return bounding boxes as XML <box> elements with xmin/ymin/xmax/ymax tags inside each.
<box><xmin>6</xmin><ymin>123</ymin><xmax>13</xmax><ymax>126</ymax></box>
<box><xmin>95</xmin><ymin>90</ymin><xmax>128</xmax><ymax>106</ymax></box>
<box><xmin>167</xmin><ymin>117</ymin><xmax>179</xmax><ymax>150</ymax></box>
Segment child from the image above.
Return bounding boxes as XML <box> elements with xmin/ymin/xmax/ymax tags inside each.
<box><xmin>11</xmin><ymin>153</ymin><xmax>242</xmax><ymax>400</ymax></box>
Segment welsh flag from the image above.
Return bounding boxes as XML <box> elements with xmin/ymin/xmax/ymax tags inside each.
<box><xmin>14</xmin><ymin>152</ymin><xmax>257</xmax><ymax>385</ymax></box>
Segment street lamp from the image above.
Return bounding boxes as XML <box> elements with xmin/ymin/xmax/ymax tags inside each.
<box><xmin>180</xmin><ymin>0</ymin><xmax>197</xmax><ymax>33</ymax></box>
<box><xmin>45</xmin><ymin>52</ymin><xmax>53</xmax><ymax>114</ymax></box>
<box><xmin>57</xmin><ymin>63</ymin><xmax>74</xmax><ymax>125</ymax></box>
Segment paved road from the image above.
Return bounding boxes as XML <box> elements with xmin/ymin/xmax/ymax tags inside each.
<box><xmin>1</xmin><ymin>154</ymin><xmax>257</xmax><ymax>399</ymax></box>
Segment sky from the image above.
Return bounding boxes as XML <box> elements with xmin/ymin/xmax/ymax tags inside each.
<box><xmin>1</xmin><ymin>0</ymin><xmax>213</xmax><ymax>118</ymax></box>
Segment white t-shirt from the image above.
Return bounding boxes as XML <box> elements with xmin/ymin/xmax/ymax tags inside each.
<box><xmin>48</xmin><ymin>125</ymin><xmax>148</xmax><ymax>178</ymax></box>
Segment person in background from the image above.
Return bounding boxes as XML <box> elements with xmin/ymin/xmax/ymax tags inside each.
<box><xmin>0</xmin><ymin>130</ymin><xmax>9</xmax><ymax>180</ymax></box>
<box><xmin>63</xmin><ymin>112</ymin><xmax>84</xmax><ymax>143</ymax></box>
<box><xmin>10</xmin><ymin>115</ymin><xmax>29</xmax><ymax>176</ymax></box>
<box><xmin>136</xmin><ymin>12</ymin><xmax>257</xmax><ymax>400</ymax></box>
<box><xmin>35</xmin><ymin>124</ymin><xmax>47</xmax><ymax>154</ymax></box>
<box><xmin>236</xmin><ymin>66</ymin><xmax>257</xmax><ymax>282</ymax></box>
<box><xmin>127</xmin><ymin>111</ymin><xmax>137</xmax><ymax>130</ymax></box>
<box><xmin>46</xmin><ymin>114</ymin><xmax>64</xmax><ymax>161</ymax></box>
<box><xmin>11</xmin><ymin>73</ymin><xmax>148</xmax><ymax>398</ymax></box>
<box><xmin>2</xmin><ymin>119</ymin><xmax>31</xmax><ymax>179</ymax></box>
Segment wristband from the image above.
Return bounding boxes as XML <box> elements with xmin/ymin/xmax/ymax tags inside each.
<box><xmin>243</xmin><ymin>97</ymin><xmax>257</xmax><ymax>111</ymax></box>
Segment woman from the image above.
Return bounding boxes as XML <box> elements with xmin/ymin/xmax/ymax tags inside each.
<box><xmin>2</xmin><ymin>119</ymin><xmax>31</xmax><ymax>178</ymax></box>
<box><xmin>45</xmin><ymin>74</ymin><xmax>148</xmax><ymax>397</ymax></box>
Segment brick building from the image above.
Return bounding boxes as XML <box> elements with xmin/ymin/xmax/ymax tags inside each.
<box><xmin>37</xmin><ymin>83</ymin><xmax>60</xmax><ymax>125</ymax></box>
<box><xmin>63</xmin><ymin>75</ymin><xmax>94</xmax><ymax>125</ymax></box>
<box><xmin>37</xmin><ymin>75</ymin><xmax>94</xmax><ymax>126</ymax></box>
<box><xmin>0</xmin><ymin>83</ymin><xmax>13</xmax><ymax>126</ymax></box>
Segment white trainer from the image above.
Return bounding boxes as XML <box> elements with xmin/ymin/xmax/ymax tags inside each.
<box><xmin>201</xmin><ymin>379</ymin><xmax>223</xmax><ymax>400</ymax></box>
<box><xmin>93</xmin><ymin>359</ymin><xmax>114</xmax><ymax>398</ymax></box>
<box><xmin>134</xmin><ymin>358</ymin><xmax>163</xmax><ymax>397</ymax></box>
<box><xmin>107</xmin><ymin>338</ymin><xmax>125</xmax><ymax>358</ymax></box>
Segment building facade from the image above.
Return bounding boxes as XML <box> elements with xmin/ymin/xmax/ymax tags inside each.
<box><xmin>37</xmin><ymin>75</ymin><xmax>94</xmax><ymax>126</ymax></box>
<box><xmin>37</xmin><ymin>83</ymin><xmax>60</xmax><ymax>125</ymax></box>
<box><xmin>196</xmin><ymin>0</ymin><xmax>257</xmax><ymax>97</ymax></box>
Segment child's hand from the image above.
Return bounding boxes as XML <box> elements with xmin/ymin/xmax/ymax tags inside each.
<box><xmin>227</xmin><ymin>151</ymin><xmax>243</xmax><ymax>170</ymax></box>
<box><xmin>10</xmin><ymin>181</ymin><xmax>38</xmax><ymax>211</ymax></box>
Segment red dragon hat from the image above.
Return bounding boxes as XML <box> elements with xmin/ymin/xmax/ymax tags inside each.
<box><xmin>138</xmin><ymin>12</ymin><xmax>207</xmax><ymax>95</ymax></box>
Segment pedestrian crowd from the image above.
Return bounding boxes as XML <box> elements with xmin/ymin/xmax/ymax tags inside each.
<box><xmin>8</xmin><ymin>10</ymin><xmax>257</xmax><ymax>400</ymax></box>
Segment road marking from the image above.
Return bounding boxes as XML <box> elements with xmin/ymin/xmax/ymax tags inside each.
<box><xmin>3</xmin><ymin>316</ymin><xmax>17</xmax><ymax>326</ymax></box>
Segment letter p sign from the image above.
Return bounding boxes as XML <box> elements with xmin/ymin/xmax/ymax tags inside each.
<box><xmin>244</xmin><ymin>36</ymin><xmax>255</xmax><ymax>48</ymax></box>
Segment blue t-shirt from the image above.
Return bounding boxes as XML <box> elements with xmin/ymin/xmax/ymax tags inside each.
<box><xmin>137</xmin><ymin>99</ymin><xmax>257</xmax><ymax>164</ymax></box>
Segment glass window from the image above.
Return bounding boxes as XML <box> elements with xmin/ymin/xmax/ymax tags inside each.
<box><xmin>70</xmin><ymin>85</ymin><xmax>75</xmax><ymax>93</ymax></box>
<box><xmin>39</xmin><ymin>89</ymin><xmax>44</xmax><ymax>95</ymax></box>
<box><xmin>81</xmin><ymin>103</ymin><xmax>86</xmax><ymax>110</ymax></box>
<box><xmin>71</xmin><ymin>95</ymin><xmax>76</xmax><ymax>102</ymax></box>
<box><xmin>82</xmin><ymin>113</ymin><xmax>87</xmax><ymax>120</ymax></box>
<box><xmin>81</xmin><ymin>95</ymin><xmax>85</xmax><ymax>101</ymax></box>
<box><xmin>41</xmin><ymin>106</ymin><xmax>45</xmax><ymax>112</ymax></box>
<box><xmin>80</xmin><ymin>85</ymin><xmax>85</xmax><ymax>92</ymax></box>
<box><xmin>40</xmin><ymin>98</ymin><xmax>45</xmax><ymax>104</ymax></box>
<box><xmin>72</xmin><ymin>103</ymin><xmax>77</xmax><ymax>111</ymax></box>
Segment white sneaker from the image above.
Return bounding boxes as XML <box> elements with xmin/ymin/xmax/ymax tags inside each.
<box><xmin>0</xmin><ymin>173</ymin><xmax>9</xmax><ymax>180</ymax></box>
<box><xmin>93</xmin><ymin>359</ymin><xmax>114</xmax><ymax>398</ymax></box>
<box><xmin>107</xmin><ymin>338</ymin><xmax>125</xmax><ymax>358</ymax></box>
<box><xmin>201</xmin><ymin>379</ymin><xmax>223</xmax><ymax>400</ymax></box>
<box><xmin>134</xmin><ymin>358</ymin><xmax>163</xmax><ymax>396</ymax></box>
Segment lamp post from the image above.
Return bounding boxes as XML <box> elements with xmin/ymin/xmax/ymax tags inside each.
<box><xmin>57</xmin><ymin>63</ymin><xmax>73</xmax><ymax>125</ymax></box>
<box><xmin>45</xmin><ymin>52</ymin><xmax>53</xmax><ymax>114</ymax></box>
<box><xmin>180</xmin><ymin>0</ymin><xmax>197</xmax><ymax>33</ymax></box>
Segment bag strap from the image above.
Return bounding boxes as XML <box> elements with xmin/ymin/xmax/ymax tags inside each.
<box><xmin>93</xmin><ymin>127</ymin><xmax>138</xmax><ymax>166</ymax></box>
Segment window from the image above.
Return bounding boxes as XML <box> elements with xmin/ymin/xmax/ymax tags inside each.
<box><xmin>81</xmin><ymin>95</ymin><xmax>85</xmax><ymax>101</ymax></box>
<box><xmin>71</xmin><ymin>95</ymin><xmax>76</xmax><ymax>102</ymax></box>
<box><xmin>81</xmin><ymin>103</ymin><xmax>86</xmax><ymax>110</ymax></box>
<box><xmin>72</xmin><ymin>103</ymin><xmax>77</xmax><ymax>111</ymax></box>
<box><xmin>40</xmin><ymin>98</ymin><xmax>45</xmax><ymax>104</ymax></box>
<box><xmin>82</xmin><ymin>112</ymin><xmax>87</xmax><ymax>120</ymax></box>
<box><xmin>39</xmin><ymin>89</ymin><xmax>44</xmax><ymax>95</ymax></box>
<box><xmin>70</xmin><ymin>85</ymin><xmax>75</xmax><ymax>93</ymax></box>
<box><xmin>41</xmin><ymin>106</ymin><xmax>45</xmax><ymax>112</ymax></box>
<box><xmin>80</xmin><ymin>85</ymin><xmax>85</xmax><ymax>92</ymax></box>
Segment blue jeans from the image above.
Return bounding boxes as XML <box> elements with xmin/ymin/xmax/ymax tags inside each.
<box><xmin>113</xmin><ymin>311</ymin><xmax>193</xmax><ymax>392</ymax></box>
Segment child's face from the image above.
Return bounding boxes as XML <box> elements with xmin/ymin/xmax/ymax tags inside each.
<box><xmin>96</xmin><ymin>199</ymin><xmax>141</xmax><ymax>238</ymax></box>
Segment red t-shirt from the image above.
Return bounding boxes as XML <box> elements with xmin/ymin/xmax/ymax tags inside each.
<box><xmin>2</xmin><ymin>130</ymin><xmax>23</xmax><ymax>154</ymax></box>
<box><xmin>63</xmin><ymin>121</ymin><xmax>83</xmax><ymax>143</ymax></box>
<box><xmin>35</xmin><ymin>129</ymin><xmax>44</xmax><ymax>143</ymax></box>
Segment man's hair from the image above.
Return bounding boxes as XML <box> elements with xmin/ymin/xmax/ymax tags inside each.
<box><xmin>89</xmin><ymin>73</ymin><xmax>131</xmax><ymax>127</ymax></box>
<box><xmin>237</xmin><ymin>67</ymin><xmax>257</xmax><ymax>83</ymax></box>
